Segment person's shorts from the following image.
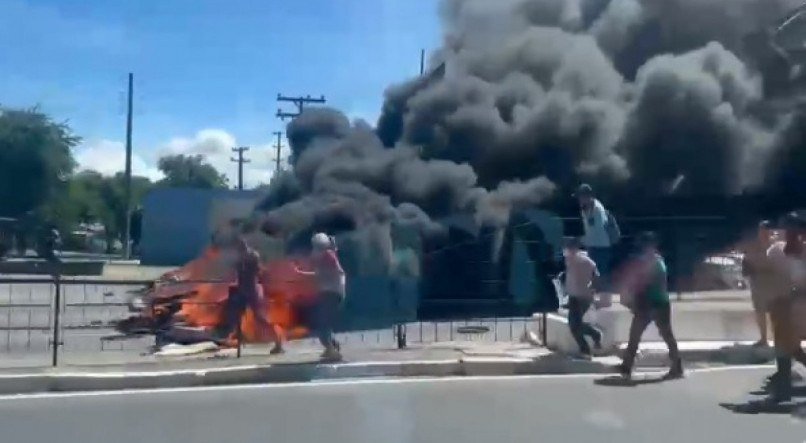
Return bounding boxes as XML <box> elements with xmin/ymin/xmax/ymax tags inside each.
<box><xmin>750</xmin><ymin>289</ymin><xmax>770</xmax><ymax>313</ymax></box>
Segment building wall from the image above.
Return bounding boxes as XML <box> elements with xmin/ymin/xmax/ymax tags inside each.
<box><xmin>140</xmin><ymin>188</ymin><xmax>261</xmax><ymax>266</ymax></box>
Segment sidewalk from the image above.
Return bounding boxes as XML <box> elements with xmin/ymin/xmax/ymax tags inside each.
<box><xmin>0</xmin><ymin>337</ymin><xmax>779</xmax><ymax>395</ymax></box>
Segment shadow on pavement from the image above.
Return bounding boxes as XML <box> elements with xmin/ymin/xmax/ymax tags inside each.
<box><xmin>721</xmin><ymin>381</ymin><xmax>806</xmax><ymax>418</ymax></box>
<box><xmin>594</xmin><ymin>375</ymin><xmax>669</xmax><ymax>387</ymax></box>
<box><xmin>720</xmin><ymin>400</ymin><xmax>806</xmax><ymax>417</ymax></box>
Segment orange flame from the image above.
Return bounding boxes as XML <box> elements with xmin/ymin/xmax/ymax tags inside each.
<box><xmin>148</xmin><ymin>247</ymin><xmax>317</xmax><ymax>344</ymax></box>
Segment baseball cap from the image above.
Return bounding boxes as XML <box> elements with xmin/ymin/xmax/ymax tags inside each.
<box><xmin>575</xmin><ymin>183</ymin><xmax>594</xmax><ymax>197</ymax></box>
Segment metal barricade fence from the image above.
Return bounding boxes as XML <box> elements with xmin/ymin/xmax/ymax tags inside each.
<box><xmin>0</xmin><ymin>277</ymin><xmax>545</xmax><ymax>368</ymax></box>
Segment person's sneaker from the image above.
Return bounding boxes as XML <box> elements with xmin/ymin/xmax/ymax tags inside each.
<box><xmin>269</xmin><ymin>345</ymin><xmax>285</xmax><ymax>355</ymax></box>
<box><xmin>573</xmin><ymin>352</ymin><xmax>593</xmax><ymax>361</ymax></box>
<box><xmin>593</xmin><ymin>332</ymin><xmax>603</xmax><ymax>351</ymax></box>
<box><xmin>752</xmin><ymin>340</ymin><xmax>770</xmax><ymax>348</ymax></box>
<box><xmin>615</xmin><ymin>363</ymin><xmax>631</xmax><ymax>379</ymax></box>
<box><xmin>768</xmin><ymin>381</ymin><xmax>793</xmax><ymax>403</ymax></box>
<box><xmin>664</xmin><ymin>360</ymin><xmax>684</xmax><ymax>380</ymax></box>
<box><xmin>320</xmin><ymin>348</ymin><xmax>343</xmax><ymax>362</ymax></box>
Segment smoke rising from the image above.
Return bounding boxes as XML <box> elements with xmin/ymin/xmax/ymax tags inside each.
<box><xmin>259</xmin><ymin>0</ymin><xmax>806</xmax><ymax>245</ymax></box>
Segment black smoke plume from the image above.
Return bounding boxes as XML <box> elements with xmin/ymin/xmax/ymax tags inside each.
<box><xmin>259</xmin><ymin>0</ymin><xmax>806</xmax><ymax>243</ymax></box>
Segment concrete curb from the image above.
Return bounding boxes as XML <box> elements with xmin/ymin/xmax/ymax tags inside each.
<box><xmin>0</xmin><ymin>357</ymin><xmax>613</xmax><ymax>395</ymax></box>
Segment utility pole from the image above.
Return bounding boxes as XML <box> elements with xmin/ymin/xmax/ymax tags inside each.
<box><xmin>272</xmin><ymin>131</ymin><xmax>285</xmax><ymax>176</ymax></box>
<box><xmin>230</xmin><ymin>146</ymin><xmax>250</xmax><ymax>190</ymax></box>
<box><xmin>123</xmin><ymin>72</ymin><xmax>134</xmax><ymax>259</ymax></box>
<box><xmin>276</xmin><ymin>93</ymin><xmax>326</xmax><ymax>120</ymax></box>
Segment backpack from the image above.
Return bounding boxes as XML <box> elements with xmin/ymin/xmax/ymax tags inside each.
<box><xmin>605</xmin><ymin>210</ymin><xmax>621</xmax><ymax>245</ymax></box>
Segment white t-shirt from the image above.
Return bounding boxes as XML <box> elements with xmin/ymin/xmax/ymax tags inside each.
<box><xmin>581</xmin><ymin>198</ymin><xmax>612</xmax><ymax>248</ymax></box>
<box><xmin>564</xmin><ymin>251</ymin><xmax>599</xmax><ymax>298</ymax></box>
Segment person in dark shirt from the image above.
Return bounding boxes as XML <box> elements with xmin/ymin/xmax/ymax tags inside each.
<box><xmin>219</xmin><ymin>237</ymin><xmax>284</xmax><ymax>355</ymax></box>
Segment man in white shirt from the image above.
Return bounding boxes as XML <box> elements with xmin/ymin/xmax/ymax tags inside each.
<box><xmin>576</xmin><ymin>184</ymin><xmax>616</xmax><ymax>301</ymax></box>
<box><xmin>563</xmin><ymin>237</ymin><xmax>603</xmax><ymax>358</ymax></box>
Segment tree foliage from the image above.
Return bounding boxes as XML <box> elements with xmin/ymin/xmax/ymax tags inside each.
<box><xmin>0</xmin><ymin>106</ymin><xmax>234</xmax><ymax>252</ymax></box>
<box><xmin>0</xmin><ymin>107</ymin><xmax>79</xmax><ymax>217</ymax></box>
<box><xmin>157</xmin><ymin>154</ymin><xmax>229</xmax><ymax>189</ymax></box>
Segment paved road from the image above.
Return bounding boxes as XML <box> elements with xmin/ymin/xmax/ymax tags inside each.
<box><xmin>0</xmin><ymin>367</ymin><xmax>803</xmax><ymax>443</ymax></box>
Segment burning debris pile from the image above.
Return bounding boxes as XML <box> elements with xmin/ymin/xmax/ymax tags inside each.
<box><xmin>116</xmin><ymin>245</ymin><xmax>317</xmax><ymax>351</ymax></box>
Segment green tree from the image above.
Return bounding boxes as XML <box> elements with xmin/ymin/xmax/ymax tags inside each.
<box><xmin>0</xmin><ymin>107</ymin><xmax>79</xmax><ymax>217</ymax></box>
<box><xmin>157</xmin><ymin>154</ymin><xmax>228</xmax><ymax>189</ymax></box>
<box><xmin>41</xmin><ymin>171</ymin><xmax>154</xmax><ymax>252</ymax></box>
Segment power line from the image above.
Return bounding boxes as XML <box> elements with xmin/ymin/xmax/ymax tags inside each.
<box><xmin>230</xmin><ymin>146</ymin><xmax>251</xmax><ymax>190</ymax></box>
<box><xmin>275</xmin><ymin>93</ymin><xmax>326</xmax><ymax>120</ymax></box>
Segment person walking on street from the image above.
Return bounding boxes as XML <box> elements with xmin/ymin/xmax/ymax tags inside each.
<box><xmin>616</xmin><ymin>231</ymin><xmax>683</xmax><ymax>380</ymax></box>
<box><xmin>219</xmin><ymin>237</ymin><xmax>285</xmax><ymax>355</ymax></box>
<box><xmin>764</xmin><ymin>211</ymin><xmax>806</xmax><ymax>402</ymax></box>
<box><xmin>563</xmin><ymin>237</ymin><xmax>603</xmax><ymax>358</ymax></box>
<box><xmin>741</xmin><ymin>220</ymin><xmax>775</xmax><ymax>347</ymax></box>
<box><xmin>295</xmin><ymin>233</ymin><xmax>346</xmax><ymax>362</ymax></box>
<box><xmin>576</xmin><ymin>184</ymin><xmax>619</xmax><ymax>305</ymax></box>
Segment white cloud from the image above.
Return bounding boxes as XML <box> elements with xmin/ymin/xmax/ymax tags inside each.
<box><xmin>76</xmin><ymin>129</ymin><xmax>293</xmax><ymax>188</ymax></box>
<box><xmin>75</xmin><ymin>139</ymin><xmax>163</xmax><ymax>181</ymax></box>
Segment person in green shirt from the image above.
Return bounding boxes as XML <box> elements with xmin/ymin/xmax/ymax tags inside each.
<box><xmin>617</xmin><ymin>231</ymin><xmax>683</xmax><ymax>380</ymax></box>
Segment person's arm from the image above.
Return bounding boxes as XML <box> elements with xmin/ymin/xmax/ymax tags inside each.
<box><xmin>655</xmin><ymin>257</ymin><xmax>669</xmax><ymax>296</ymax></box>
<box><xmin>590</xmin><ymin>259</ymin><xmax>601</xmax><ymax>294</ymax></box>
<box><xmin>320</xmin><ymin>250</ymin><xmax>344</xmax><ymax>274</ymax></box>
<box><xmin>592</xmin><ymin>202</ymin><xmax>607</xmax><ymax>228</ymax></box>
<box><xmin>741</xmin><ymin>254</ymin><xmax>752</xmax><ymax>277</ymax></box>
<box><xmin>293</xmin><ymin>262</ymin><xmax>316</xmax><ymax>276</ymax></box>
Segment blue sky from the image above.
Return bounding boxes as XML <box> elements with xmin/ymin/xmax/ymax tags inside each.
<box><xmin>0</xmin><ymin>0</ymin><xmax>441</xmax><ymax>185</ymax></box>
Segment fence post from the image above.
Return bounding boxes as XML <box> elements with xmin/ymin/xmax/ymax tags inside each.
<box><xmin>51</xmin><ymin>274</ymin><xmax>62</xmax><ymax>367</ymax></box>
<box><xmin>236</xmin><ymin>316</ymin><xmax>243</xmax><ymax>359</ymax></box>
<box><xmin>395</xmin><ymin>324</ymin><xmax>406</xmax><ymax>349</ymax></box>
<box><xmin>392</xmin><ymin>279</ymin><xmax>406</xmax><ymax>349</ymax></box>
<box><xmin>541</xmin><ymin>312</ymin><xmax>548</xmax><ymax>346</ymax></box>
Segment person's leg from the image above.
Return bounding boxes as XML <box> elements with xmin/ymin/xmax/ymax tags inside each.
<box><xmin>243</xmin><ymin>286</ymin><xmax>284</xmax><ymax>354</ymax></box>
<box><xmin>217</xmin><ymin>288</ymin><xmax>246</xmax><ymax>341</ymax></box>
<box><xmin>316</xmin><ymin>293</ymin><xmax>341</xmax><ymax>357</ymax></box>
<box><xmin>567</xmin><ymin>297</ymin><xmax>591</xmax><ymax>355</ymax></box>
<box><xmin>589</xmin><ymin>247</ymin><xmax>612</xmax><ymax>305</ymax></box>
<box><xmin>577</xmin><ymin>298</ymin><xmax>603</xmax><ymax>349</ymax></box>
<box><xmin>768</xmin><ymin>298</ymin><xmax>793</xmax><ymax>400</ymax></box>
<box><xmin>755</xmin><ymin>311</ymin><xmax>769</xmax><ymax>346</ymax></box>
<box><xmin>652</xmin><ymin>304</ymin><xmax>683</xmax><ymax>378</ymax></box>
<box><xmin>619</xmin><ymin>311</ymin><xmax>651</xmax><ymax>376</ymax></box>
<box><xmin>751</xmin><ymin>290</ymin><xmax>769</xmax><ymax>346</ymax></box>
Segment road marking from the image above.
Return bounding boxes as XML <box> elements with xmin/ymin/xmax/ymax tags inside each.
<box><xmin>0</xmin><ymin>364</ymin><xmax>777</xmax><ymax>402</ymax></box>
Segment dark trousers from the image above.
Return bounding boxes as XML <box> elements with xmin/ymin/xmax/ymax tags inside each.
<box><xmin>621</xmin><ymin>303</ymin><xmax>680</xmax><ymax>371</ymax></box>
<box><xmin>219</xmin><ymin>287</ymin><xmax>272</xmax><ymax>339</ymax></box>
<box><xmin>567</xmin><ymin>297</ymin><xmax>601</xmax><ymax>354</ymax></box>
<box><xmin>314</xmin><ymin>292</ymin><xmax>343</xmax><ymax>349</ymax></box>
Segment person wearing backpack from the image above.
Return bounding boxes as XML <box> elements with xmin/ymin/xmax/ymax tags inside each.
<box><xmin>576</xmin><ymin>184</ymin><xmax>620</xmax><ymax>304</ymax></box>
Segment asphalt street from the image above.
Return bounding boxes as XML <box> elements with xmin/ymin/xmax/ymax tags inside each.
<box><xmin>0</xmin><ymin>367</ymin><xmax>803</xmax><ymax>443</ymax></box>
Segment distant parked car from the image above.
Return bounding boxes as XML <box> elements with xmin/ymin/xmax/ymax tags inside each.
<box><xmin>697</xmin><ymin>253</ymin><xmax>746</xmax><ymax>290</ymax></box>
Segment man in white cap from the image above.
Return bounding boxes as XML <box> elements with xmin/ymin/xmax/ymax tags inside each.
<box><xmin>295</xmin><ymin>232</ymin><xmax>346</xmax><ymax>361</ymax></box>
<box><xmin>576</xmin><ymin>183</ymin><xmax>619</xmax><ymax>304</ymax></box>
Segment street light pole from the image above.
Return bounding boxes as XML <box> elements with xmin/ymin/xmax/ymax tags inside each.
<box><xmin>123</xmin><ymin>72</ymin><xmax>134</xmax><ymax>259</ymax></box>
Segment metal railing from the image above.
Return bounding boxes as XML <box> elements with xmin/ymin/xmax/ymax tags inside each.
<box><xmin>0</xmin><ymin>277</ymin><xmax>545</xmax><ymax>368</ymax></box>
